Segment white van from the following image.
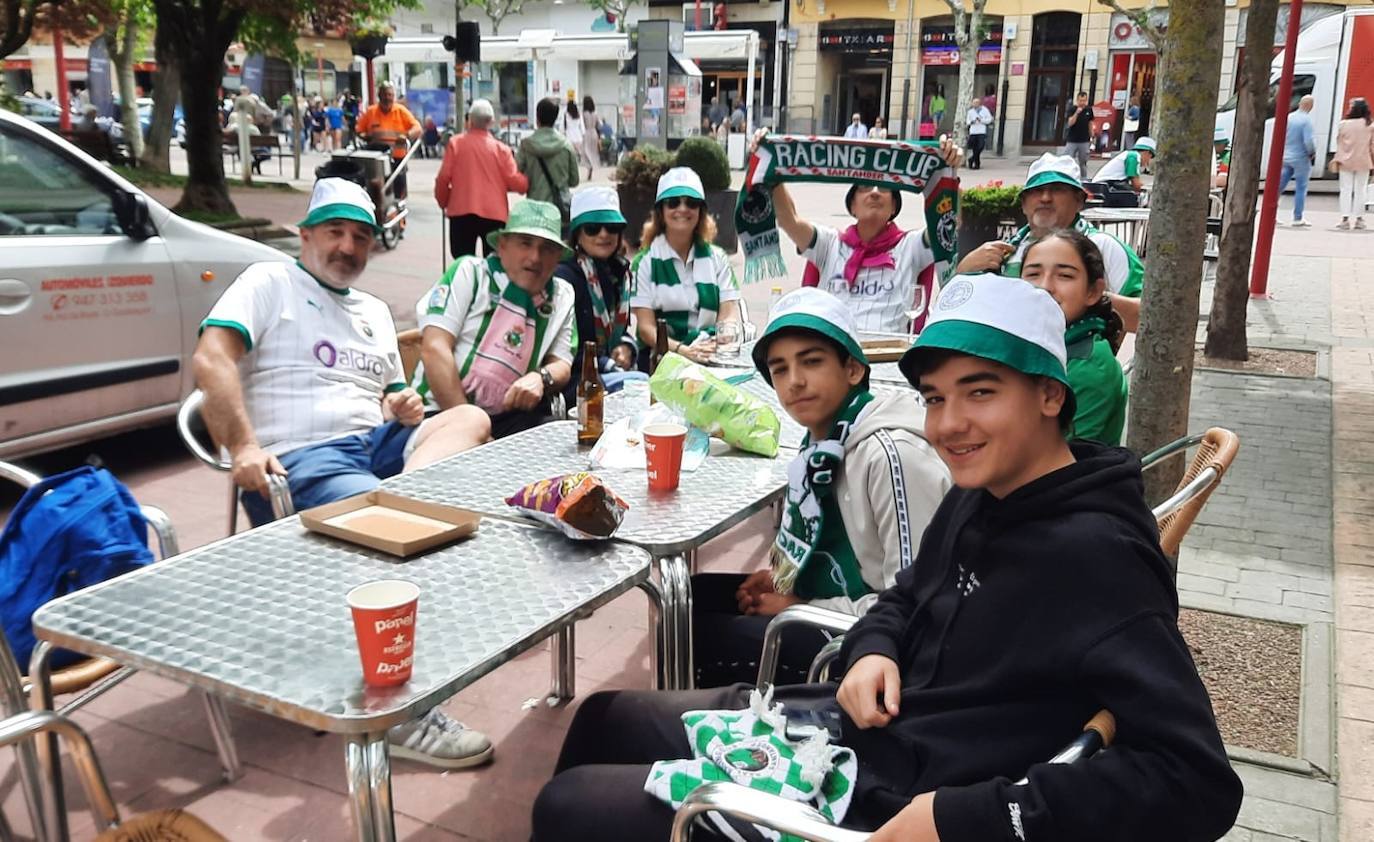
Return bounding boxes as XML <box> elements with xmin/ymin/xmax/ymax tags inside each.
<box><xmin>0</xmin><ymin>109</ymin><xmax>290</xmax><ymax>458</ymax></box>
<box><xmin>1215</xmin><ymin>8</ymin><xmax>1374</xmax><ymax>177</ymax></box>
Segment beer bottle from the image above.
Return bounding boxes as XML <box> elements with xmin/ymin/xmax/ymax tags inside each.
<box><xmin>577</xmin><ymin>341</ymin><xmax>605</xmax><ymax>445</ymax></box>
<box><xmin>649</xmin><ymin>318</ymin><xmax>670</xmax><ymax>405</ymax></box>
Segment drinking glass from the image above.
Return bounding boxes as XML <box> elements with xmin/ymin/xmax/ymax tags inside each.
<box><xmin>716</xmin><ymin>320</ymin><xmax>743</xmax><ymax>360</ymax></box>
<box><xmin>905</xmin><ymin>286</ymin><xmax>929</xmax><ymax>343</ymax></box>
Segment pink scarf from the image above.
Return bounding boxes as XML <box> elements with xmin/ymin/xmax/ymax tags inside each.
<box><xmin>839</xmin><ymin>222</ymin><xmax>906</xmax><ymax>289</ymax></box>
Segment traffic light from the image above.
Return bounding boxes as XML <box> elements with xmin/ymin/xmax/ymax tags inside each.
<box><xmin>442</xmin><ymin>21</ymin><xmax>481</xmax><ymax>64</ymax></box>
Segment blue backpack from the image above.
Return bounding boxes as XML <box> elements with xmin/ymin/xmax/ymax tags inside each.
<box><xmin>0</xmin><ymin>466</ymin><xmax>155</xmax><ymax>670</ymax></box>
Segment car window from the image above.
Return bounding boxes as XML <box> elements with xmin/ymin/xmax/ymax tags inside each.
<box><xmin>1217</xmin><ymin>74</ymin><xmax>1316</xmax><ymax>115</ymax></box>
<box><xmin>0</xmin><ymin>125</ymin><xmax>120</xmax><ymax>236</ymax></box>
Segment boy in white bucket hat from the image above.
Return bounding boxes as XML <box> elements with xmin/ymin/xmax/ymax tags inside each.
<box><xmin>531</xmin><ymin>290</ymin><xmax>1241</xmax><ymax>840</ymax></box>
<box><xmin>1095</xmin><ymin>135</ymin><xmax>1155</xmax><ymax>193</ymax></box>
<box><xmin>194</xmin><ymin>177</ymin><xmax>495</xmax><ymax>768</ymax></box>
<box><xmin>630</xmin><ymin>166</ymin><xmax>743</xmax><ymax>365</ymax></box>
<box><xmin>957</xmin><ymin>152</ymin><xmax>1145</xmax><ymax>333</ymax></box>
<box><xmin>689</xmin><ymin>287</ymin><xmax>950</xmax><ymax>687</ymax></box>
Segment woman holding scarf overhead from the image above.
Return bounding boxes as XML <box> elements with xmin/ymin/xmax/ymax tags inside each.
<box><xmin>759</xmin><ymin>131</ymin><xmax>963</xmax><ymax>335</ymax></box>
<box><xmin>631</xmin><ymin>167</ymin><xmax>742</xmax><ymax>365</ymax></box>
<box><xmin>691</xmin><ymin>288</ymin><xmax>950</xmax><ymax>688</ymax></box>
<box><xmin>554</xmin><ymin>187</ymin><xmax>647</xmax><ymax>404</ymax></box>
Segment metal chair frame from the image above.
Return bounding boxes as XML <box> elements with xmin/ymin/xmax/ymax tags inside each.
<box><xmin>175</xmin><ymin>390</ymin><xmax>294</xmax><ymax>536</ymax></box>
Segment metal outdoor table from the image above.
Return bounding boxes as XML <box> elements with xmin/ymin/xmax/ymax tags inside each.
<box><xmin>383</xmin><ymin>421</ymin><xmax>793</xmax><ymax>691</ymax></box>
<box><xmin>30</xmin><ymin>517</ymin><xmax>649</xmax><ymax>842</ymax></box>
<box><xmin>731</xmin><ymin>334</ymin><xmax>916</xmax><ymax>388</ymax></box>
<box><xmin>1083</xmin><ymin>206</ymin><xmax>1150</xmax><ymax>256</ymax></box>
<box><xmin>732</xmin><ymin>376</ymin><xmax>919</xmax><ymax>449</ymax></box>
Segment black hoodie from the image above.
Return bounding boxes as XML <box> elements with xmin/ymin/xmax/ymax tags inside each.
<box><xmin>836</xmin><ymin>442</ymin><xmax>1243</xmax><ymax>842</ymax></box>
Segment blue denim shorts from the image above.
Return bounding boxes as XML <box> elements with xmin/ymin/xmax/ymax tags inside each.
<box><xmin>240</xmin><ymin>420</ymin><xmax>417</xmax><ymax>527</ymax></box>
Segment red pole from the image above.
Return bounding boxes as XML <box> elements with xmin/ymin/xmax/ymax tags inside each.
<box><xmin>53</xmin><ymin>27</ymin><xmax>71</xmax><ymax>133</ymax></box>
<box><xmin>1250</xmin><ymin>0</ymin><xmax>1303</xmax><ymax>298</ymax></box>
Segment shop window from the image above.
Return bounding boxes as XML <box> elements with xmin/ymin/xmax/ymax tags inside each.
<box><xmin>1023</xmin><ymin>12</ymin><xmax>1081</xmax><ymax>146</ymax></box>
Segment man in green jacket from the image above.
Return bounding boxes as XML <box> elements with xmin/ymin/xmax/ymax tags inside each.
<box><xmin>518</xmin><ymin>97</ymin><xmax>581</xmax><ymax>221</ymax></box>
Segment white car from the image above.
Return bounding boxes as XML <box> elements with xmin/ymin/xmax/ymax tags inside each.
<box><xmin>0</xmin><ymin>108</ymin><xmax>290</xmax><ymax>458</ymax></box>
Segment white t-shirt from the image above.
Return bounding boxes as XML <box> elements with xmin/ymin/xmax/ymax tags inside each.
<box><xmin>843</xmin><ymin>123</ymin><xmax>869</xmax><ymax>139</ymax></box>
<box><xmin>803</xmin><ymin>223</ymin><xmax>939</xmax><ymax>334</ymax></box>
<box><xmin>1095</xmin><ymin>150</ymin><xmax>1141</xmax><ymax>183</ymax></box>
<box><xmin>630</xmin><ymin>237</ymin><xmax>741</xmax><ymax>343</ymax></box>
<box><xmin>966</xmin><ymin>106</ymin><xmax>992</xmax><ymax>136</ymax></box>
<box><xmin>201</xmin><ymin>261</ymin><xmax>404</xmax><ymax>457</ymax></box>
<box><xmin>562</xmin><ymin>111</ymin><xmax>584</xmax><ymax>145</ymax></box>
<box><xmin>412</xmin><ymin>255</ymin><xmax>576</xmax><ymax>412</ymax></box>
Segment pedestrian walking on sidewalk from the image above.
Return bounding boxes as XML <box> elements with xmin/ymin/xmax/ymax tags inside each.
<box><xmin>581</xmin><ymin>96</ymin><xmax>600</xmax><ymax>180</ymax></box>
<box><xmin>966</xmin><ymin>97</ymin><xmax>993</xmax><ymax>170</ymax></box>
<box><xmin>1330</xmin><ymin>97</ymin><xmax>1374</xmax><ymax>231</ymax></box>
<box><xmin>435</xmin><ymin>99</ymin><xmax>529</xmax><ymax>258</ymax></box>
<box><xmin>1063</xmin><ymin>91</ymin><xmax>1095</xmax><ymax>179</ymax></box>
<box><xmin>519</xmin><ymin>97</ymin><xmax>580</xmax><ymax>232</ymax></box>
<box><xmin>1278</xmin><ymin>95</ymin><xmax>1317</xmax><ymax>228</ymax></box>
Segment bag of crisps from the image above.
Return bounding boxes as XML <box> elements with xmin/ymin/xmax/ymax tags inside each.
<box><xmin>649</xmin><ymin>353</ymin><xmax>781</xmax><ymax>458</ymax></box>
<box><xmin>505</xmin><ymin>472</ymin><xmax>630</xmax><ymax>540</ymax></box>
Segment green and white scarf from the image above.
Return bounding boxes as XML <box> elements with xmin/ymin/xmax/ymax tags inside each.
<box><xmin>736</xmin><ymin>135</ymin><xmax>960</xmax><ymax>284</ymax></box>
<box><xmin>771</xmin><ymin>389</ymin><xmax>874</xmax><ymax>601</ymax></box>
<box><xmin>631</xmin><ymin>236</ymin><xmax>731</xmax><ymax>345</ymax></box>
<box><xmin>576</xmin><ymin>254</ymin><xmax>631</xmax><ymax>353</ymax></box>
<box><xmin>1001</xmin><ymin>215</ymin><xmax>1096</xmax><ymax>278</ymax></box>
<box><xmin>645</xmin><ymin>686</ymin><xmax>857</xmax><ymax>842</ymax></box>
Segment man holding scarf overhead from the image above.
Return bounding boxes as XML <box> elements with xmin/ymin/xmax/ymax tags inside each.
<box><xmin>739</xmin><ymin>131</ymin><xmax>963</xmax><ymax>335</ymax></box>
<box><xmin>412</xmin><ymin>199</ymin><xmax>577</xmax><ymax>439</ymax></box>
<box><xmin>691</xmin><ymin>288</ymin><xmax>950</xmax><ymax>688</ymax></box>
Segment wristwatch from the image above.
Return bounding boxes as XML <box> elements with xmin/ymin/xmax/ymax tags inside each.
<box><xmin>539</xmin><ymin>366</ymin><xmax>554</xmax><ymax>393</ymax></box>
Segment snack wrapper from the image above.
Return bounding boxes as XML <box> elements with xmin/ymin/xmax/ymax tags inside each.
<box><xmin>649</xmin><ymin>353</ymin><xmax>781</xmax><ymax>457</ymax></box>
<box><xmin>505</xmin><ymin>472</ymin><xmax>630</xmax><ymax>540</ymax></box>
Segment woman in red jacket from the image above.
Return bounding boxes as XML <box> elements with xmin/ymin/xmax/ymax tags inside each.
<box><xmin>434</xmin><ymin>98</ymin><xmax>529</xmax><ymax>257</ymax></box>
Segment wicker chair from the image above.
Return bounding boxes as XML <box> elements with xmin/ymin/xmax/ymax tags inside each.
<box><xmin>175</xmin><ymin>389</ymin><xmax>294</xmax><ymax>536</ymax></box>
<box><xmin>1141</xmin><ymin>427</ymin><xmax>1241</xmax><ymax>559</ymax></box>
<box><xmin>0</xmin><ymin>709</ymin><xmax>226</xmax><ymax>842</ymax></box>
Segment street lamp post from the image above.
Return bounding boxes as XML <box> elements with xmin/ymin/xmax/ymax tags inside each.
<box><xmin>1250</xmin><ymin>0</ymin><xmax>1303</xmax><ymax>298</ymax></box>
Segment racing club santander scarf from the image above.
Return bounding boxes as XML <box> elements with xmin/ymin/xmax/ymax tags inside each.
<box><xmin>736</xmin><ymin>135</ymin><xmax>960</xmax><ymax>284</ymax></box>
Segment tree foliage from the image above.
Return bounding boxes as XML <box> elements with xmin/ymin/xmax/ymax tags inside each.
<box><xmin>0</xmin><ymin>0</ymin><xmax>43</xmax><ymax>61</ymax></box>
<box><xmin>586</xmin><ymin>0</ymin><xmax>638</xmax><ymax>34</ymax></box>
<box><xmin>461</xmin><ymin>0</ymin><xmax>524</xmax><ymax>37</ymax></box>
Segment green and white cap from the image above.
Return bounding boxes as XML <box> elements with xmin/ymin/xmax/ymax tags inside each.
<box><xmin>1020</xmin><ymin>152</ymin><xmax>1085</xmax><ymax>196</ymax></box>
<box><xmin>752</xmin><ymin>287</ymin><xmax>869</xmax><ymax>386</ymax></box>
<box><xmin>298</xmin><ymin>177</ymin><xmax>382</xmax><ymax>234</ymax></box>
<box><xmin>486</xmin><ymin>198</ymin><xmax>568</xmax><ymax>250</ymax></box>
<box><xmin>899</xmin><ymin>274</ymin><xmax>1075</xmax><ymax>416</ymax></box>
<box><xmin>1213</xmin><ymin>127</ymin><xmax>1229</xmax><ymax>144</ymax></box>
<box><xmin>569</xmin><ymin>186</ymin><xmax>626</xmax><ymax>231</ymax></box>
<box><xmin>656</xmin><ymin>166</ymin><xmax>705</xmax><ymax>203</ymax></box>
<box><xmin>1133</xmin><ymin>136</ymin><xmax>1157</xmax><ymax>154</ymax></box>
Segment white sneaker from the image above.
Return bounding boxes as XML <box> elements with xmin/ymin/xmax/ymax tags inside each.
<box><xmin>1290</xmin><ymin>218</ymin><xmax>1311</xmax><ymax>228</ymax></box>
<box><xmin>388</xmin><ymin>708</ymin><xmax>494</xmax><ymax>768</ymax></box>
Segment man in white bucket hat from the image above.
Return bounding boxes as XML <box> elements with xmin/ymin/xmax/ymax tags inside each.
<box><xmin>957</xmin><ymin>152</ymin><xmax>1144</xmax><ymax>332</ymax></box>
<box><xmin>1095</xmin><ymin>136</ymin><xmax>1155</xmax><ymax>193</ymax></box>
<box><xmin>194</xmin><ymin>178</ymin><xmax>496</xmax><ymax>767</ymax></box>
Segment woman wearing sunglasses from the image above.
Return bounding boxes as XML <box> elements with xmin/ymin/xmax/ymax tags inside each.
<box><xmin>554</xmin><ymin>187</ymin><xmax>647</xmax><ymax>402</ymax></box>
<box><xmin>631</xmin><ymin>167</ymin><xmax>742</xmax><ymax>365</ymax></box>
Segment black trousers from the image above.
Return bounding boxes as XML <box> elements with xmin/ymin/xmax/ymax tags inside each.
<box><xmin>449</xmin><ymin>214</ymin><xmax>503</xmax><ymax>259</ymax></box>
<box><xmin>969</xmin><ymin>134</ymin><xmax>986</xmax><ymax>169</ymax></box>
<box><xmin>692</xmin><ymin>573</ymin><xmax>833</xmax><ymax>688</ymax></box>
<box><xmin>533</xmin><ymin>683</ymin><xmax>867</xmax><ymax>842</ymax></box>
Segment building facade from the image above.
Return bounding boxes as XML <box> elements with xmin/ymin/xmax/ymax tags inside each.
<box><xmin>784</xmin><ymin>0</ymin><xmax>1360</xmax><ymax>158</ymax></box>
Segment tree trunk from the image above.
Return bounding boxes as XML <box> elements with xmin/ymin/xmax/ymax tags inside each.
<box><xmin>1203</xmin><ymin>0</ymin><xmax>1279</xmax><ymax>361</ymax></box>
<box><xmin>950</xmin><ymin>5</ymin><xmax>982</xmax><ymax>149</ymax></box>
<box><xmin>140</xmin><ymin>42</ymin><xmax>179</xmax><ymax>173</ymax></box>
<box><xmin>109</xmin><ymin>26</ymin><xmax>145</xmax><ymax>161</ymax></box>
<box><xmin>155</xmin><ymin>0</ymin><xmax>242</xmax><ymax>215</ymax></box>
<box><xmin>1125</xmin><ymin>0</ymin><xmax>1225</xmax><ymax>504</ymax></box>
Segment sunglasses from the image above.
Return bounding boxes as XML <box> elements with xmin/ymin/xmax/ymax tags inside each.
<box><xmin>661</xmin><ymin>196</ymin><xmax>704</xmax><ymax>211</ymax></box>
<box><xmin>580</xmin><ymin>222</ymin><xmax>626</xmax><ymax>236</ymax></box>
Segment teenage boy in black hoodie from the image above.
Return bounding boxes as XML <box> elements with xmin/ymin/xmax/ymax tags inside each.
<box><xmin>530</xmin><ymin>274</ymin><xmax>1242</xmax><ymax>842</ymax></box>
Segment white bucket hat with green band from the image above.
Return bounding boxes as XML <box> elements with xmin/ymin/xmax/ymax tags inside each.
<box><xmin>1019</xmin><ymin>153</ymin><xmax>1086</xmax><ymax>196</ymax></box>
<box><xmin>656</xmin><ymin>166</ymin><xmax>705</xmax><ymax>203</ymax></box>
<box><xmin>485</xmin><ymin>198</ymin><xmax>569</xmax><ymax>251</ymax></box>
<box><xmin>569</xmin><ymin>186</ymin><xmax>627</xmax><ymax>232</ymax></box>
<box><xmin>899</xmin><ymin>274</ymin><xmax>1076</xmax><ymax>418</ymax></box>
<box><xmin>752</xmin><ymin>287</ymin><xmax>869</xmax><ymax>386</ymax></box>
<box><xmin>1133</xmin><ymin>136</ymin><xmax>1157</xmax><ymax>154</ymax></box>
<box><xmin>298</xmin><ymin>177</ymin><xmax>382</xmax><ymax>234</ymax></box>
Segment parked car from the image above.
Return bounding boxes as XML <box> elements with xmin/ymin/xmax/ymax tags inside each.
<box><xmin>12</xmin><ymin>96</ymin><xmax>115</xmax><ymax>137</ymax></box>
<box><xmin>0</xmin><ymin>108</ymin><xmax>290</xmax><ymax>458</ymax></box>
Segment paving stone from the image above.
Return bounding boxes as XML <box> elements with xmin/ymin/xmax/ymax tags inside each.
<box><xmin>1339</xmin><ymin>797</ymin><xmax>1374</xmax><ymax>842</ymax></box>
<box><xmin>1337</xmin><ymin>718</ymin><xmax>1374</xmax><ymax>801</ymax></box>
<box><xmin>1283</xmin><ymin>591</ymin><xmax>1335</xmax><ymax>613</ymax></box>
<box><xmin>1178</xmin><ymin>573</ymin><xmax>1228</xmax><ymax>597</ymax></box>
<box><xmin>1338</xmin><ymin>684</ymin><xmax>1374</xmax><ymax>723</ymax></box>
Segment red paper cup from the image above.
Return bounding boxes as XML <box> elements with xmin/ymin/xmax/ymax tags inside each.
<box><xmin>347</xmin><ymin>580</ymin><xmax>419</xmax><ymax>687</ymax></box>
<box><xmin>643</xmin><ymin>423</ymin><xmax>688</xmax><ymax>492</ymax></box>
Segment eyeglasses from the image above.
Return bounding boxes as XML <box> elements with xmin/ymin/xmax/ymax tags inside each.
<box><xmin>580</xmin><ymin>222</ymin><xmax>626</xmax><ymax>236</ymax></box>
<box><xmin>661</xmin><ymin>196</ymin><xmax>704</xmax><ymax>210</ymax></box>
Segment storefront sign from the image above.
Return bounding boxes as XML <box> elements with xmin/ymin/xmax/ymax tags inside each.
<box><xmin>920</xmin><ymin>26</ymin><xmax>1002</xmax><ymax>47</ymax></box>
<box><xmin>667</xmin><ymin>85</ymin><xmax>687</xmax><ymax>116</ymax></box>
<box><xmin>818</xmin><ymin>30</ymin><xmax>895</xmax><ymax>51</ymax></box>
<box><xmin>920</xmin><ymin>46</ymin><xmax>1002</xmax><ymax>66</ymax></box>
<box><xmin>1109</xmin><ymin>10</ymin><xmax>1169</xmax><ymax>50</ymax></box>
<box><xmin>1011</xmin><ymin>62</ymin><xmax>1024</xmax><ymax>76</ymax></box>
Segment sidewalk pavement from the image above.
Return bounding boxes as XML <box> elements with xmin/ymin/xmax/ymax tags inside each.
<box><xmin>1</xmin><ymin>152</ymin><xmax>1368</xmax><ymax>840</ymax></box>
